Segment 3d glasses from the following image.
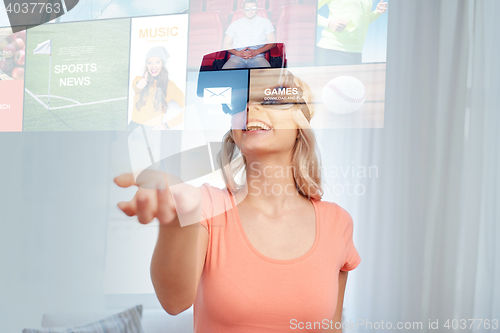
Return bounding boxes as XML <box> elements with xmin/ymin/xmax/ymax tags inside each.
<box><xmin>195</xmin><ymin>44</ymin><xmax>311</xmax><ymax>124</ymax></box>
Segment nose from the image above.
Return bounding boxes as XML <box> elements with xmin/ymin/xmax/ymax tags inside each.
<box><xmin>247</xmin><ymin>103</ymin><xmax>271</xmax><ymax>125</ymax></box>
<box><xmin>232</xmin><ymin>103</ymin><xmax>272</xmax><ymax>130</ymax></box>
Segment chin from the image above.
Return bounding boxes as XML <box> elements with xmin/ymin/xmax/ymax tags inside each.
<box><xmin>240</xmin><ymin>131</ymin><xmax>276</xmax><ymax>150</ymax></box>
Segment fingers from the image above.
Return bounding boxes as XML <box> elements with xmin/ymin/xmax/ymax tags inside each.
<box><xmin>114</xmin><ymin>173</ymin><xmax>136</xmax><ymax>188</ymax></box>
<box><xmin>115</xmin><ymin>172</ymin><xmax>175</xmax><ymax>225</ymax></box>
<box><xmin>377</xmin><ymin>6</ymin><xmax>387</xmax><ymax>13</ymax></box>
<box><xmin>243</xmin><ymin>51</ymin><xmax>254</xmax><ymax>59</ymax></box>
<box><xmin>136</xmin><ymin>78</ymin><xmax>146</xmax><ymax>89</ymax></box>
<box><xmin>116</xmin><ymin>188</ymin><xmax>158</xmax><ymax>224</ymax></box>
<box><xmin>117</xmin><ymin>200</ymin><xmax>137</xmax><ymax>217</ymax></box>
<box><xmin>136</xmin><ymin>189</ymin><xmax>157</xmax><ymax>224</ymax></box>
<box><xmin>378</xmin><ymin>1</ymin><xmax>387</xmax><ymax>10</ymax></box>
<box><xmin>330</xmin><ymin>19</ymin><xmax>347</xmax><ymax>32</ymax></box>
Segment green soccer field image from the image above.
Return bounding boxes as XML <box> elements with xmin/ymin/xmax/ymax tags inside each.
<box><xmin>24</xmin><ymin>19</ymin><xmax>131</xmax><ymax>131</ymax></box>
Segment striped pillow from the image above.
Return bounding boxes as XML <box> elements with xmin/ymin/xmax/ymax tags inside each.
<box><xmin>23</xmin><ymin>305</ymin><xmax>143</xmax><ymax>333</ymax></box>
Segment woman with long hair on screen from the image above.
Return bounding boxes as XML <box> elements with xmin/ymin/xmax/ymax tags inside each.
<box><xmin>115</xmin><ymin>69</ymin><xmax>361</xmax><ymax>332</ymax></box>
<box><xmin>128</xmin><ymin>46</ymin><xmax>185</xmax><ymax>131</ymax></box>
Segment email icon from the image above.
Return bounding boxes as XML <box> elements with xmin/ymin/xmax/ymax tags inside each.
<box><xmin>204</xmin><ymin>87</ymin><xmax>232</xmax><ymax>104</ymax></box>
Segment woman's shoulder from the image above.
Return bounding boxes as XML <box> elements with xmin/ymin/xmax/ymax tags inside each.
<box><xmin>314</xmin><ymin>199</ymin><xmax>346</xmax><ymax>214</ymax></box>
<box><xmin>200</xmin><ymin>183</ymin><xmax>231</xmax><ymax>196</ymax></box>
<box><xmin>200</xmin><ymin>183</ymin><xmax>235</xmax><ymax>221</ymax></box>
<box><xmin>314</xmin><ymin>199</ymin><xmax>353</xmax><ymax>228</ymax></box>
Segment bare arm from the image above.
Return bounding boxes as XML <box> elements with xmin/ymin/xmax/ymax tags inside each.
<box><xmin>223</xmin><ymin>34</ymin><xmax>244</xmax><ymax>57</ymax></box>
<box><xmin>242</xmin><ymin>32</ymin><xmax>276</xmax><ymax>59</ymax></box>
<box><xmin>224</xmin><ymin>31</ymin><xmax>276</xmax><ymax>59</ymax></box>
<box><xmin>324</xmin><ymin>271</ymin><xmax>348</xmax><ymax>332</ymax></box>
<box><xmin>115</xmin><ymin>173</ymin><xmax>208</xmax><ymax>315</ymax></box>
<box><xmin>256</xmin><ymin>42</ymin><xmax>276</xmax><ymax>54</ymax></box>
<box><xmin>151</xmin><ymin>214</ymin><xmax>208</xmax><ymax>315</ymax></box>
<box><xmin>251</xmin><ymin>32</ymin><xmax>276</xmax><ymax>55</ymax></box>
<box><xmin>266</xmin><ymin>31</ymin><xmax>276</xmax><ymax>44</ymax></box>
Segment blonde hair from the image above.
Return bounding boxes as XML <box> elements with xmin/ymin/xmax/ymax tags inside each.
<box><xmin>218</xmin><ymin>73</ymin><xmax>323</xmax><ymax>200</ymax></box>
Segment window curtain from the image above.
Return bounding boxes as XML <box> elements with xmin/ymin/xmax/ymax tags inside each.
<box><xmin>324</xmin><ymin>0</ymin><xmax>499</xmax><ymax>331</ymax></box>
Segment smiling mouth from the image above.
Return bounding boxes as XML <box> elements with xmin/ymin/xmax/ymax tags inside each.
<box><xmin>244</xmin><ymin>121</ymin><xmax>272</xmax><ymax>131</ymax></box>
<box><xmin>150</xmin><ymin>69</ymin><xmax>159</xmax><ymax>75</ymax></box>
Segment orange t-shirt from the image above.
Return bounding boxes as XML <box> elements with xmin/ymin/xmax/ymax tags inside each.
<box><xmin>194</xmin><ymin>184</ymin><xmax>361</xmax><ymax>332</ymax></box>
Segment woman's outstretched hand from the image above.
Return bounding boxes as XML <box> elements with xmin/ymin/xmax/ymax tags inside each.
<box><xmin>114</xmin><ymin>173</ymin><xmax>178</xmax><ymax>225</ymax></box>
<box><xmin>114</xmin><ymin>172</ymin><xmax>203</xmax><ymax>226</ymax></box>
<box><xmin>115</xmin><ymin>172</ymin><xmax>208</xmax><ymax>314</ymax></box>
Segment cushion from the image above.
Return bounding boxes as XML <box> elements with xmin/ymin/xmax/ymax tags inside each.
<box><xmin>141</xmin><ymin>308</ymin><xmax>193</xmax><ymax>333</ymax></box>
<box><xmin>41</xmin><ymin>310</ymin><xmax>119</xmax><ymax>328</ymax></box>
<box><xmin>41</xmin><ymin>307</ymin><xmax>194</xmax><ymax>333</ymax></box>
<box><xmin>23</xmin><ymin>305</ymin><xmax>143</xmax><ymax>333</ymax></box>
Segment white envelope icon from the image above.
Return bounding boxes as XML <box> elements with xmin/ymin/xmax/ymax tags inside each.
<box><xmin>204</xmin><ymin>87</ymin><xmax>232</xmax><ymax>104</ymax></box>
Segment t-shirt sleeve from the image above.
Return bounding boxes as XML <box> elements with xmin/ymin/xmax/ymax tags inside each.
<box><xmin>339</xmin><ymin>206</ymin><xmax>361</xmax><ymax>271</ymax></box>
<box><xmin>225</xmin><ymin>21</ymin><xmax>236</xmax><ymax>36</ymax></box>
<box><xmin>264</xmin><ymin>19</ymin><xmax>275</xmax><ymax>34</ymax></box>
<box><xmin>199</xmin><ymin>183</ymin><xmax>233</xmax><ymax>232</ymax></box>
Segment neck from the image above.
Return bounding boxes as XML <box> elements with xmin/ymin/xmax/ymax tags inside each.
<box><xmin>242</xmin><ymin>153</ymin><xmax>301</xmax><ymax>209</ymax></box>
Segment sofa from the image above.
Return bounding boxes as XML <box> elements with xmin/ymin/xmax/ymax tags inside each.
<box><xmin>39</xmin><ymin>306</ymin><xmax>194</xmax><ymax>333</ymax></box>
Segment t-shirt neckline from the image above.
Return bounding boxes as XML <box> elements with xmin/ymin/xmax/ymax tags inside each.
<box><xmin>228</xmin><ymin>192</ymin><xmax>320</xmax><ymax>265</ymax></box>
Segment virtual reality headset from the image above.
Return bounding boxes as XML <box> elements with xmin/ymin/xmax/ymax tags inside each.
<box><xmin>195</xmin><ymin>44</ymin><xmax>311</xmax><ymax>122</ymax></box>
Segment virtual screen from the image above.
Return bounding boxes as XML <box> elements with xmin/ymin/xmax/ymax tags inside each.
<box><xmin>0</xmin><ymin>0</ymin><xmax>388</xmax><ymax>131</ymax></box>
<box><xmin>23</xmin><ymin>19</ymin><xmax>130</xmax><ymax>131</ymax></box>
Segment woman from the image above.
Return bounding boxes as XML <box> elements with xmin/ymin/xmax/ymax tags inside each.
<box><xmin>129</xmin><ymin>46</ymin><xmax>185</xmax><ymax>131</ymax></box>
<box><xmin>316</xmin><ymin>0</ymin><xmax>388</xmax><ymax>66</ymax></box>
<box><xmin>115</xmin><ymin>69</ymin><xmax>361</xmax><ymax>332</ymax></box>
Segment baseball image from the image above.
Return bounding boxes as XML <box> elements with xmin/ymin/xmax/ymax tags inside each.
<box><xmin>322</xmin><ymin>76</ymin><xmax>366</xmax><ymax>114</ymax></box>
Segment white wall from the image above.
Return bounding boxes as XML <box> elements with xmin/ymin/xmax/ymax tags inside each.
<box><xmin>0</xmin><ymin>132</ymin><xmax>113</xmax><ymax>332</ymax></box>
